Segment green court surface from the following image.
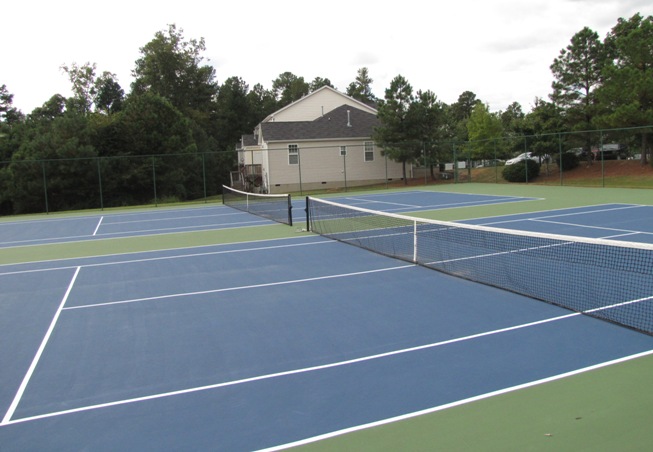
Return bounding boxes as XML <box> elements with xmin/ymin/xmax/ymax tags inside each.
<box><xmin>0</xmin><ymin>223</ymin><xmax>304</xmax><ymax>265</ymax></box>
<box><xmin>293</xmin><ymin>352</ymin><xmax>653</xmax><ymax>452</ymax></box>
<box><xmin>407</xmin><ymin>183</ymin><xmax>653</xmax><ymax>221</ymax></box>
<box><xmin>2</xmin><ymin>183</ymin><xmax>652</xmax><ymax>451</ymax></box>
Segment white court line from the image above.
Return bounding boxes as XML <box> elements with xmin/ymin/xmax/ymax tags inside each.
<box><xmin>2</xmin><ymin>311</ymin><xmax>581</xmax><ymax>427</ymax></box>
<box><xmin>3</xmin><ymin>242</ymin><xmax>650</xmax><ymax>429</ymax></box>
<box><xmin>259</xmin><ymin>348</ymin><xmax>653</xmax><ymax>451</ymax></box>
<box><xmin>601</xmin><ymin>232</ymin><xmax>646</xmax><ymax>240</ymax></box>
<box><xmin>0</xmin><ymin>237</ymin><xmax>334</xmax><ymax>277</ymax></box>
<box><xmin>63</xmin><ymin>264</ymin><xmax>416</xmax><ymax>311</ymax></box>
<box><xmin>532</xmin><ymin>218</ymin><xmax>653</xmax><ymax>237</ymax></box>
<box><xmin>92</xmin><ymin>217</ymin><xmax>103</xmax><ymax>236</ymax></box>
<box><xmin>585</xmin><ymin>295</ymin><xmax>653</xmax><ymax>314</ymax></box>
<box><xmin>92</xmin><ymin>219</ymin><xmax>270</xmax><ymax>237</ymax></box>
<box><xmin>0</xmin><ymin>219</ymin><xmax>270</xmax><ymax>249</ymax></box>
<box><xmin>407</xmin><ymin>197</ymin><xmax>542</xmax><ymax>212</ymax></box>
<box><xmin>377</xmin><ymin>198</ymin><xmax>540</xmax><ymax>214</ymax></box>
<box><xmin>1</xmin><ymin>267</ymin><xmax>81</xmax><ymax>425</ymax></box>
<box><xmin>0</xmin><ymin>205</ymin><xmax>232</xmax><ymax>227</ymax></box>
<box><xmin>102</xmin><ymin>211</ymin><xmax>244</xmax><ymax>226</ymax></box>
<box><xmin>531</xmin><ymin>204</ymin><xmax>646</xmax><ymax>220</ymax></box>
<box><xmin>475</xmin><ymin>204</ymin><xmax>644</xmax><ymax>227</ymax></box>
<box><xmin>326</xmin><ymin>192</ymin><xmax>538</xmax><ymax>213</ymax></box>
<box><xmin>344</xmin><ymin>197</ymin><xmax>422</xmax><ymax>208</ymax></box>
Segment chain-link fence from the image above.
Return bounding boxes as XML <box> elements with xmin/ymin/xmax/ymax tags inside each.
<box><xmin>0</xmin><ymin>151</ymin><xmax>235</xmax><ymax>215</ymax></box>
<box><xmin>415</xmin><ymin>125</ymin><xmax>652</xmax><ymax>188</ymax></box>
<box><xmin>1</xmin><ymin>126</ymin><xmax>651</xmax><ymax>216</ymax></box>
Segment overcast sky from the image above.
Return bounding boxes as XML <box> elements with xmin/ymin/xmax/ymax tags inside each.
<box><xmin>2</xmin><ymin>0</ymin><xmax>650</xmax><ymax>115</ymax></box>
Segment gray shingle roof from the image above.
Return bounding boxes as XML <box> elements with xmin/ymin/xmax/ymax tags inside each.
<box><xmin>261</xmin><ymin>105</ymin><xmax>378</xmax><ymax>142</ymax></box>
<box><xmin>241</xmin><ymin>134</ymin><xmax>258</xmax><ymax>147</ymax></box>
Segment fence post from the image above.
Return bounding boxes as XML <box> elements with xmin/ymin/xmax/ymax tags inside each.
<box><xmin>453</xmin><ymin>143</ymin><xmax>458</xmax><ymax>183</ymax></box>
<box><xmin>494</xmin><ymin>139</ymin><xmax>498</xmax><ymax>183</ymax></box>
<box><xmin>385</xmin><ymin>152</ymin><xmax>388</xmax><ymax>189</ymax></box>
<box><xmin>298</xmin><ymin>147</ymin><xmax>303</xmax><ymax>195</ymax></box>
<box><xmin>202</xmin><ymin>153</ymin><xmax>207</xmax><ymax>202</ymax></box>
<box><xmin>152</xmin><ymin>157</ymin><xmax>158</xmax><ymax>206</ymax></box>
<box><xmin>97</xmin><ymin>157</ymin><xmax>104</xmax><ymax>210</ymax></box>
<box><xmin>42</xmin><ymin>160</ymin><xmax>49</xmax><ymax>214</ymax></box>
<box><xmin>423</xmin><ymin>143</ymin><xmax>427</xmax><ymax>185</ymax></box>
<box><xmin>524</xmin><ymin>137</ymin><xmax>528</xmax><ymax>183</ymax></box>
<box><xmin>342</xmin><ymin>147</ymin><xmax>348</xmax><ymax>192</ymax></box>
<box><xmin>558</xmin><ymin>133</ymin><xmax>563</xmax><ymax>186</ymax></box>
<box><xmin>600</xmin><ymin>130</ymin><xmax>605</xmax><ymax>187</ymax></box>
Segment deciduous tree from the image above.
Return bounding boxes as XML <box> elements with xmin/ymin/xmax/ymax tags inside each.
<box><xmin>467</xmin><ymin>103</ymin><xmax>503</xmax><ymax>161</ymax></box>
<box><xmin>131</xmin><ymin>24</ymin><xmax>218</xmax><ymax>115</ymax></box>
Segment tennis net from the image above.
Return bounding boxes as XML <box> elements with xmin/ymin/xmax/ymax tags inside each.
<box><xmin>306</xmin><ymin>196</ymin><xmax>653</xmax><ymax>335</ymax></box>
<box><xmin>222</xmin><ymin>185</ymin><xmax>293</xmax><ymax>226</ymax></box>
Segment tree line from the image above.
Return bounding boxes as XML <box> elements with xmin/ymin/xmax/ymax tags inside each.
<box><xmin>1</xmin><ymin>14</ymin><xmax>652</xmax><ymax>214</ymax></box>
<box><xmin>373</xmin><ymin>13</ymin><xmax>653</xmax><ymax>182</ymax></box>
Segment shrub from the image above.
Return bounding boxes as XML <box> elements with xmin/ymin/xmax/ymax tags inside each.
<box><xmin>502</xmin><ymin>159</ymin><xmax>540</xmax><ymax>182</ymax></box>
<box><xmin>555</xmin><ymin>152</ymin><xmax>580</xmax><ymax>171</ymax></box>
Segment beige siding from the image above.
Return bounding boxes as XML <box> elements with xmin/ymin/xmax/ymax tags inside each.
<box><xmin>268</xmin><ymin>87</ymin><xmax>376</xmax><ymax>122</ymax></box>
<box><xmin>239</xmin><ymin>148</ymin><xmax>265</xmax><ymax>166</ymax></box>
<box><xmin>264</xmin><ymin>140</ymin><xmax>405</xmax><ymax>193</ymax></box>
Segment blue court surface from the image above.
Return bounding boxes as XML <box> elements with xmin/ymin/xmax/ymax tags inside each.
<box><xmin>460</xmin><ymin>203</ymin><xmax>653</xmax><ymax>244</ymax></box>
<box><xmin>0</xmin><ymin>204</ymin><xmax>268</xmax><ymax>248</ymax></box>
<box><xmin>1</xmin><ymin>192</ymin><xmax>652</xmax><ymax>450</ymax></box>
<box><xmin>312</xmin><ymin>190</ymin><xmax>539</xmax><ymax>214</ymax></box>
<box><xmin>0</xmin><ymin>191</ymin><xmax>534</xmax><ymax>248</ymax></box>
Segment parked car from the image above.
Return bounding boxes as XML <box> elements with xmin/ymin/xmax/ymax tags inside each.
<box><xmin>593</xmin><ymin>143</ymin><xmax>629</xmax><ymax>160</ymax></box>
<box><xmin>505</xmin><ymin>152</ymin><xmax>549</xmax><ymax>165</ymax></box>
<box><xmin>475</xmin><ymin>159</ymin><xmax>504</xmax><ymax>167</ymax></box>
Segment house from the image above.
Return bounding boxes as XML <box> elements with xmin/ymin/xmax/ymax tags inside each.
<box><xmin>236</xmin><ymin>86</ymin><xmax>405</xmax><ymax>193</ymax></box>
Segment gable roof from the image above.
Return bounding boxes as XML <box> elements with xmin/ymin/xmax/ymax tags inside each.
<box><xmin>260</xmin><ymin>105</ymin><xmax>378</xmax><ymax>142</ymax></box>
<box><xmin>262</xmin><ymin>86</ymin><xmax>377</xmax><ymax>123</ymax></box>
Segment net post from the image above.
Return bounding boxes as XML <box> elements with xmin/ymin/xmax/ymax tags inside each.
<box><xmin>287</xmin><ymin>194</ymin><xmax>293</xmax><ymax>226</ymax></box>
<box><xmin>305</xmin><ymin>196</ymin><xmax>311</xmax><ymax>232</ymax></box>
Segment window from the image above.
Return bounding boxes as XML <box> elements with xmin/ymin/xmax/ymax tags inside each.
<box><xmin>288</xmin><ymin>144</ymin><xmax>299</xmax><ymax>165</ymax></box>
<box><xmin>364</xmin><ymin>142</ymin><xmax>374</xmax><ymax>162</ymax></box>
<box><xmin>340</xmin><ymin>146</ymin><xmax>347</xmax><ymax>157</ymax></box>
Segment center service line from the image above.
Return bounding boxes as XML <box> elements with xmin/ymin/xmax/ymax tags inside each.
<box><xmin>1</xmin><ymin>266</ymin><xmax>81</xmax><ymax>425</ymax></box>
<box><xmin>93</xmin><ymin>217</ymin><xmax>104</xmax><ymax>236</ymax></box>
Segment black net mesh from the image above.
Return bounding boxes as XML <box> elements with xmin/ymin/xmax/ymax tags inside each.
<box><xmin>307</xmin><ymin>196</ymin><xmax>653</xmax><ymax>335</ymax></box>
<box><xmin>222</xmin><ymin>185</ymin><xmax>293</xmax><ymax>226</ymax></box>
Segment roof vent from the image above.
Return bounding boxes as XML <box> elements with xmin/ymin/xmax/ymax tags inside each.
<box><xmin>347</xmin><ymin>110</ymin><xmax>352</xmax><ymax>127</ymax></box>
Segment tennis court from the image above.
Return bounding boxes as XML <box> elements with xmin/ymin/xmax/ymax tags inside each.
<box><xmin>1</xmin><ymin>188</ymin><xmax>652</xmax><ymax>450</ymax></box>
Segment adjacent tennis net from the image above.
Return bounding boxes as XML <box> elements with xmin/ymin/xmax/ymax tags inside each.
<box><xmin>222</xmin><ymin>185</ymin><xmax>293</xmax><ymax>226</ymax></box>
<box><xmin>306</xmin><ymin>196</ymin><xmax>653</xmax><ymax>335</ymax></box>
